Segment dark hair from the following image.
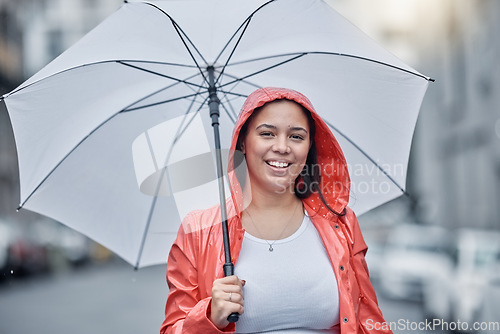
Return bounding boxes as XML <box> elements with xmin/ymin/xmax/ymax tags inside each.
<box><xmin>293</xmin><ymin>109</ymin><xmax>345</xmax><ymax>216</ymax></box>
<box><xmin>293</xmin><ymin>107</ymin><xmax>318</xmax><ymax>199</ymax></box>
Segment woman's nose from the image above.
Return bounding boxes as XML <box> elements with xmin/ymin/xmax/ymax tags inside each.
<box><xmin>272</xmin><ymin>137</ymin><xmax>290</xmax><ymax>154</ymax></box>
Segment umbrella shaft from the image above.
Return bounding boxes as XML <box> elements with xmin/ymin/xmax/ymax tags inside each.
<box><xmin>208</xmin><ymin>66</ymin><xmax>221</xmax><ymax>126</ymax></box>
<box><xmin>207</xmin><ymin>66</ymin><xmax>233</xmax><ymax>268</ymax></box>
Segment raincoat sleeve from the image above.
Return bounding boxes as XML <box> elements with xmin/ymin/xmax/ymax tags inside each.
<box><xmin>160</xmin><ymin>212</ymin><xmax>235</xmax><ymax>334</ymax></box>
<box><xmin>344</xmin><ymin>208</ymin><xmax>393</xmax><ymax>334</ymax></box>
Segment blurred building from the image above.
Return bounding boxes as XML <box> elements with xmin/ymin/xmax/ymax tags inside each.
<box><xmin>409</xmin><ymin>0</ymin><xmax>500</xmax><ymax>230</ymax></box>
<box><xmin>1</xmin><ymin>0</ymin><xmax>27</xmax><ymax>219</ymax></box>
<box><xmin>1</xmin><ymin>0</ymin><xmax>121</xmax><ymax>274</ymax></box>
<box><xmin>0</xmin><ymin>0</ymin><xmax>122</xmax><ymax>220</ymax></box>
<box><xmin>330</xmin><ymin>0</ymin><xmax>500</xmax><ymax>231</ymax></box>
<box><xmin>20</xmin><ymin>0</ymin><xmax>122</xmax><ymax>77</ymax></box>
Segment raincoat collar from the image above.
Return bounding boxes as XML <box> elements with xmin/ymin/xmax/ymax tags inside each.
<box><xmin>228</xmin><ymin>87</ymin><xmax>350</xmax><ymax>219</ymax></box>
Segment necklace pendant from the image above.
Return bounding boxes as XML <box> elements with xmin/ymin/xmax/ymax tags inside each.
<box><xmin>269</xmin><ymin>245</ymin><xmax>273</xmax><ymax>252</ymax></box>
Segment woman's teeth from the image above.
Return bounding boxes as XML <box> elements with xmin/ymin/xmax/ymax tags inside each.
<box><xmin>267</xmin><ymin>161</ymin><xmax>289</xmax><ymax>168</ymax></box>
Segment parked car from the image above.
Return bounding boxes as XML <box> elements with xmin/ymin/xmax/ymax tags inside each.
<box><xmin>0</xmin><ymin>223</ymin><xmax>10</xmax><ymax>276</ymax></box>
<box><xmin>1</xmin><ymin>218</ymin><xmax>92</xmax><ymax>279</ymax></box>
<box><xmin>30</xmin><ymin>218</ymin><xmax>91</xmax><ymax>268</ymax></box>
<box><xmin>379</xmin><ymin>223</ymin><xmax>454</xmax><ymax>301</ymax></box>
<box><xmin>423</xmin><ymin>228</ymin><xmax>500</xmax><ymax>329</ymax></box>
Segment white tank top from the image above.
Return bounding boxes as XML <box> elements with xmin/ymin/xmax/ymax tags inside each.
<box><xmin>234</xmin><ymin>214</ymin><xmax>340</xmax><ymax>333</ymax></box>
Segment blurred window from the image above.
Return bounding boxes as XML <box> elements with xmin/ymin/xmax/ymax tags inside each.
<box><xmin>47</xmin><ymin>29</ymin><xmax>63</xmax><ymax>61</ymax></box>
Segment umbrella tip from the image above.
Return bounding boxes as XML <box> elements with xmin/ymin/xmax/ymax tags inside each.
<box><xmin>16</xmin><ymin>205</ymin><xmax>22</xmax><ymax>212</ymax></box>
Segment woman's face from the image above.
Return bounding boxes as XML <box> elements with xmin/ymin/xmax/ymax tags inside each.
<box><xmin>241</xmin><ymin>100</ymin><xmax>311</xmax><ymax>195</ymax></box>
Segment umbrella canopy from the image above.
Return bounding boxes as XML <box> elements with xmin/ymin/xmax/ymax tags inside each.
<box><xmin>2</xmin><ymin>0</ymin><xmax>432</xmax><ymax>268</ymax></box>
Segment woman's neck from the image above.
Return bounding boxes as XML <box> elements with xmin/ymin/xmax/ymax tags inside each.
<box><xmin>241</xmin><ymin>185</ymin><xmax>304</xmax><ymax>240</ymax></box>
<box><xmin>242</xmin><ymin>182</ymin><xmax>300</xmax><ymax>212</ymax></box>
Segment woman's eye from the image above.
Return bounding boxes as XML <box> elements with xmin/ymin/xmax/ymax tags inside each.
<box><xmin>260</xmin><ymin>132</ymin><xmax>273</xmax><ymax>137</ymax></box>
<box><xmin>291</xmin><ymin>134</ymin><xmax>305</xmax><ymax>140</ymax></box>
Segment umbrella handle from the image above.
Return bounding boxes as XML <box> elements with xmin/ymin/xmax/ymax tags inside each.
<box><xmin>227</xmin><ymin>313</ymin><xmax>240</xmax><ymax>323</ymax></box>
<box><xmin>223</xmin><ymin>263</ymin><xmax>240</xmax><ymax>323</ymax></box>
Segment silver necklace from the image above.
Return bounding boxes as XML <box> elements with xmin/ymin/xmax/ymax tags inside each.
<box><xmin>244</xmin><ymin>200</ymin><xmax>301</xmax><ymax>252</ymax></box>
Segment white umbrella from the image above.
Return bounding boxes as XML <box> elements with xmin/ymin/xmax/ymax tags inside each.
<box><xmin>1</xmin><ymin>0</ymin><xmax>432</xmax><ymax>269</ymax></box>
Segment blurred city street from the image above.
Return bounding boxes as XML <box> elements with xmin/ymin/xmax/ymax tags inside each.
<box><xmin>0</xmin><ymin>260</ymin><xmax>438</xmax><ymax>334</ymax></box>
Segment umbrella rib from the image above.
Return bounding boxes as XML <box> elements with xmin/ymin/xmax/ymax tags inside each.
<box><xmin>17</xmin><ymin>91</ymin><xmax>206</xmax><ymax>209</ymax></box>
<box><xmin>117</xmin><ymin>61</ymin><xmax>206</xmax><ymax>89</ymax></box>
<box><xmin>224</xmin><ymin>73</ymin><xmax>262</xmax><ymax>90</ymax></box>
<box><xmin>218</xmin><ymin>90</ymin><xmax>250</xmax><ymax>99</ymax></box>
<box><xmin>119</xmin><ymin>60</ymin><xmax>199</xmax><ymax>68</ymax></box>
<box><xmin>221</xmin><ymin>53</ymin><xmax>312</xmax><ymax>68</ymax></box>
<box><xmin>213</xmin><ymin>0</ymin><xmax>275</xmax><ymax>66</ymax></box>
<box><xmin>216</xmin><ymin>82</ymin><xmax>251</xmax><ymax>122</ymax></box>
<box><xmin>143</xmin><ymin>2</ymin><xmax>209</xmax><ymax>85</ymax></box>
<box><xmin>145</xmin><ymin>131</ymin><xmax>159</xmax><ymax>171</ymax></box>
<box><xmin>215</xmin><ymin>1</ymin><xmax>281</xmax><ymax>87</ymax></box>
<box><xmin>222</xmin><ymin>52</ymin><xmax>434</xmax><ymax>82</ymax></box>
<box><xmin>215</xmin><ymin>18</ymin><xmax>253</xmax><ymax>85</ymax></box>
<box><xmin>171</xmin><ymin>21</ymin><xmax>209</xmax><ymax>84</ymax></box>
<box><xmin>324</xmin><ymin>120</ymin><xmax>407</xmax><ymax>195</ymax></box>
<box><xmin>121</xmin><ymin>72</ymin><xmax>203</xmax><ymax>112</ymax></box>
<box><xmin>172</xmin><ymin>96</ymin><xmax>210</xmax><ymax>149</ymax></box>
<box><xmin>121</xmin><ymin>92</ymin><xmax>203</xmax><ymax>113</ymax></box>
<box><xmin>135</xmin><ymin>91</ymin><xmax>206</xmax><ymax>269</ymax></box>
<box><xmin>219</xmin><ymin>53</ymin><xmax>307</xmax><ymax>88</ymax></box>
<box><xmin>135</xmin><ymin>190</ymin><xmax>162</xmax><ymax>270</ymax></box>
<box><xmin>18</xmin><ymin>111</ymin><xmax>123</xmax><ymax>209</ymax></box>
<box><xmin>161</xmin><ymin>92</ymin><xmax>207</xmax><ymax>176</ymax></box>
<box><xmin>3</xmin><ymin>60</ymin><xmax>198</xmax><ymax>98</ymax></box>
<box><xmin>313</xmin><ymin>51</ymin><xmax>434</xmax><ymax>82</ymax></box>
<box><xmin>218</xmin><ymin>97</ymin><xmax>236</xmax><ymax>124</ymax></box>
<box><xmin>217</xmin><ymin>71</ymin><xmax>262</xmax><ymax>91</ymax></box>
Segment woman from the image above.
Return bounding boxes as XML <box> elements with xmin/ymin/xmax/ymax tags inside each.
<box><xmin>160</xmin><ymin>87</ymin><xmax>392</xmax><ymax>333</ymax></box>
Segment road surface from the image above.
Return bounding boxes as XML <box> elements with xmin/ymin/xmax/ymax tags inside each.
<box><xmin>0</xmin><ymin>260</ymin><xmax>442</xmax><ymax>334</ymax></box>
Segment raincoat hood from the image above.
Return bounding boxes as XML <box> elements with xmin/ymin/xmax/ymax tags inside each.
<box><xmin>228</xmin><ymin>87</ymin><xmax>350</xmax><ymax>217</ymax></box>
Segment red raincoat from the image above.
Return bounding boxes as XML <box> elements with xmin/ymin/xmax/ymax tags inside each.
<box><xmin>160</xmin><ymin>88</ymin><xmax>392</xmax><ymax>333</ymax></box>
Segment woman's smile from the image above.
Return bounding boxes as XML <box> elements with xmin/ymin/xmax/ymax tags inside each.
<box><xmin>265</xmin><ymin>159</ymin><xmax>292</xmax><ymax>177</ymax></box>
<box><xmin>266</xmin><ymin>160</ymin><xmax>291</xmax><ymax>168</ymax></box>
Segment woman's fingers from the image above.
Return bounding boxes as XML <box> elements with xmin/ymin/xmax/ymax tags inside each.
<box><xmin>210</xmin><ymin>276</ymin><xmax>246</xmax><ymax>329</ymax></box>
<box><xmin>227</xmin><ymin>291</ymin><xmax>244</xmax><ymax>304</ymax></box>
<box><xmin>213</xmin><ymin>288</ymin><xmax>244</xmax><ymax>306</ymax></box>
<box><xmin>215</xmin><ymin>275</ymin><xmax>245</xmax><ymax>288</ymax></box>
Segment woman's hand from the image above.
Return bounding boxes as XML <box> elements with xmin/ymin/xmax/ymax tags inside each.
<box><xmin>210</xmin><ymin>275</ymin><xmax>245</xmax><ymax>329</ymax></box>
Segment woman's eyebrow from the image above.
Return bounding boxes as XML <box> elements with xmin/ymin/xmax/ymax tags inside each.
<box><xmin>255</xmin><ymin>124</ymin><xmax>308</xmax><ymax>134</ymax></box>
<box><xmin>255</xmin><ymin>123</ymin><xmax>277</xmax><ymax>130</ymax></box>
<box><xmin>289</xmin><ymin>126</ymin><xmax>308</xmax><ymax>134</ymax></box>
